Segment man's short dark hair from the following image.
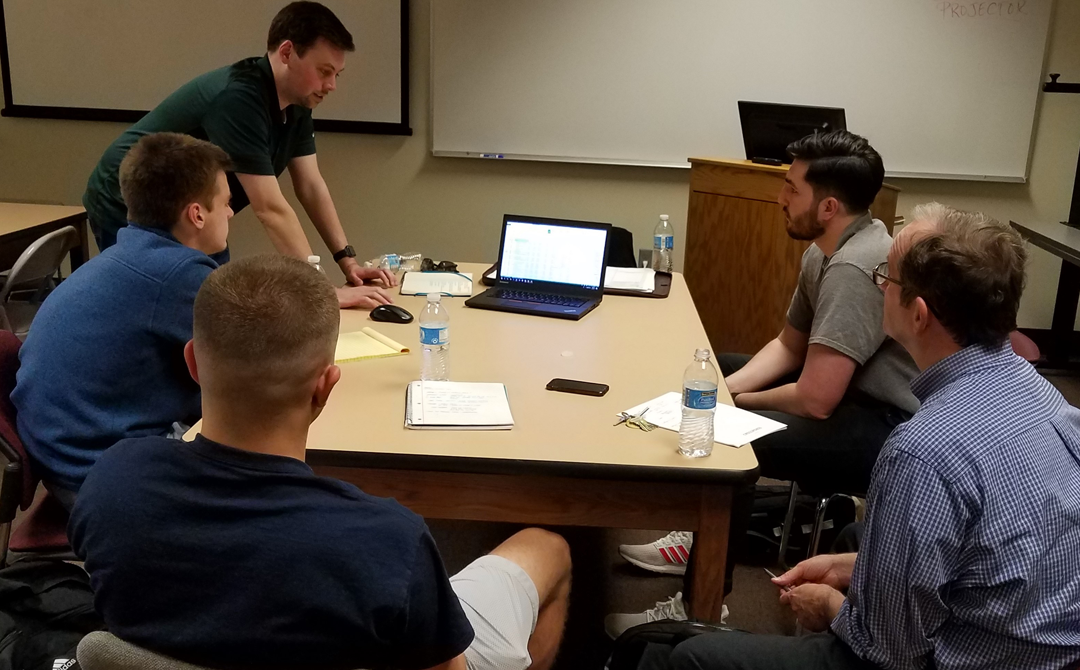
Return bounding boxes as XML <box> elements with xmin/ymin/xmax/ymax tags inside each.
<box><xmin>119</xmin><ymin>133</ymin><xmax>232</xmax><ymax>231</ymax></box>
<box><xmin>786</xmin><ymin>130</ymin><xmax>885</xmax><ymax>213</ymax></box>
<box><xmin>268</xmin><ymin>2</ymin><xmax>355</xmax><ymax>56</ymax></box>
<box><xmin>900</xmin><ymin>203</ymin><xmax>1027</xmax><ymax>347</ymax></box>
<box><xmin>194</xmin><ymin>254</ymin><xmax>340</xmax><ymax>408</ymax></box>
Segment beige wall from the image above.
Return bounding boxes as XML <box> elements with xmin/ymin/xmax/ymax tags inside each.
<box><xmin>2</xmin><ymin>0</ymin><xmax>1079</xmax><ymax>328</ymax></box>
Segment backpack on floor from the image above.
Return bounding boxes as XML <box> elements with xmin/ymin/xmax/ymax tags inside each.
<box><xmin>741</xmin><ymin>485</ymin><xmax>856</xmax><ymax>566</ymax></box>
<box><xmin>0</xmin><ymin>558</ymin><xmax>101</xmax><ymax>670</ymax></box>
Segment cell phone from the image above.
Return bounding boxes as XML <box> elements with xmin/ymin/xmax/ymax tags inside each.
<box><xmin>546</xmin><ymin>378</ymin><xmax>609</xmax><ymax>397</ymax></box>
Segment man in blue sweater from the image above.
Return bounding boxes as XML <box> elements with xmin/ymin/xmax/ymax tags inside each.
<box><xmin>13</xmin><ymin>132</ymin><xmax>233</xmax><ymax>507</ymax></box>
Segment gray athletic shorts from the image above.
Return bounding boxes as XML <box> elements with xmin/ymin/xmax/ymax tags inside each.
<box><xmin>450</xmin><ymin>554</ymin><xmax>540</xmax><ymax>670</ymax></box>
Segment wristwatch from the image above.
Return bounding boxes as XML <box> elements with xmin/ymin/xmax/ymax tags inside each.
<box><xmin>332</xmin><ymin>245</ymin><xmax>356</xmax><ymax>263</ymax></box>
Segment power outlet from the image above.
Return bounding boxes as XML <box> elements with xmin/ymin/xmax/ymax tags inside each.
<box><xmin>637</xmin><ymin>249</ymin><xmax>652</xmax><ymax>268</ymax></box>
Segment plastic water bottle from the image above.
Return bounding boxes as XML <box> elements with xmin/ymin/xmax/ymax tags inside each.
<box><xmin>420</xmin><ymin>294</ymin><xmax>450</xmax><ymax>381</ymax></box>
<box><xmin>652</xmin><ymin>215</ymin><xmax>674</xmax><ymax>272</ymax></box>
<box><xmin>307</xmin><ymin>255</ymin><xmax>325</xmax><ymax>275</ymax></box>
<box><xmin>679</xmin><ymin>348</ymin><xmax>718</xmax><ymax>458</ymax></box>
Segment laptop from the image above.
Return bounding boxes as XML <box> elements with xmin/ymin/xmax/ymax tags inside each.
<box><xmin>465</xmin><ymin>215</ymin><xmax>611</xmax><ymax>320</ymax></box>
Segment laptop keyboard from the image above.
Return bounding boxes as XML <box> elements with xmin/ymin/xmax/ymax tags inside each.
<box><xmin>493</xmin><ymin>289</ymin><xmax>588</xmax><ymax>308</ymax></box>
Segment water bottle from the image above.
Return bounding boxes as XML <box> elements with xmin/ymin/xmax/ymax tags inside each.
<box><xmin>652</xmin><ymin>215</ymin><xmax>674</xmax><ymax>272</ymax></box>
<box><xmin>419</xmin><ymin>294</ymin><xmax>450</xmax><ymax>381</ymax></box>
<box><xmin>307</xmin><ymin>255</ymin><xmax>325</xmax><ymax>275</ymax></box>
<box><xmin>679</xmin><ymin>348</ymin><xmax>718</xmax><ymax>458</ymax></box>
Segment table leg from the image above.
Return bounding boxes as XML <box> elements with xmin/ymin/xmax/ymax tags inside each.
<box><xmin>687</xmin><ymin>485</ymin><xmax>732</xmax><ymax>623</ymax></box>
<box><xmin>1048</xmin><ymin>259</ymin><xmax>1080</xmax><ymax>366</ymax></box>
<box><xmin>70</xmin><ymin>216</ymin><xmax>90</xmax><ymax>270</ymax></box>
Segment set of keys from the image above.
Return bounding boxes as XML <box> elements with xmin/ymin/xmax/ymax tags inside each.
<box><xmin>613</xmin><ymin>407</ymin><xmax>656</xmax><ymax>431</ymax></box>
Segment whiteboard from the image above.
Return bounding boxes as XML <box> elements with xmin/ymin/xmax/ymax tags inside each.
<box><xmin>431</xmin><ymin>0</ymin><xmax>1053</xmax><ymax>180</ymax></box>
<box><xmin>1</xmin><ymin>0</ymin><xmax>408</xmax><ymax>134</ymax></box>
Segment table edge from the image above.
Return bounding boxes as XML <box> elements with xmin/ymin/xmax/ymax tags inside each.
<box><xmin>306</xmin><ymin>448</ymin><xmax>761</xmax><ymax>485</ymax></box>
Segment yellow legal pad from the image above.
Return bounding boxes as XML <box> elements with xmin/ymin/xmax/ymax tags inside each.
<box><xmin>334</xmin><ymin>327</ymin><xmax>411</xmax><ymax>363</ymax></box>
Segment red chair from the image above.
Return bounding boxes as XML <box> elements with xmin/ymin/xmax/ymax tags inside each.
<box><xmin>0</xmin><ymin>330</ymin><xmax>70</xmax><ymax>565</ymax></box>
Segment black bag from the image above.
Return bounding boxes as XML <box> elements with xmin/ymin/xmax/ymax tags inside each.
<box><xmin>741</xmin><ymin>485</ymin><xmax>857</xmax><ymax>566</ymax></box>
<box><xmin>0</xmin><ymin>558</ymin><xmax>102</xmax><ymax>670</ymax></box>
<box><xmin>607</xmin><ymin>620</ymin><xmax>740</xmax><ymax>670</ymax></box>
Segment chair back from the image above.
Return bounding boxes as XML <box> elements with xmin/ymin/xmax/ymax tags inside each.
<box><xmin>0</xmin><ymin>331</ymin><xmax>30</xmax><ymax>512</ymax></box>
<box><xmin>607</xmin><ymin>226</ymin><xmax>637</xmax><ymax>268</ymax></box>
<box><xmin>78</xmin><ymin>631</ymin><xmax>218</xmax><ymax>670</ymax></box>
<box><xmin>0</xmin><ymin>226</ymin><xmax>78</xmax><ymax>306</ymax></box>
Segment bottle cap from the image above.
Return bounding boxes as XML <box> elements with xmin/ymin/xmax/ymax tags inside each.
<box><xmin>307</xmin><ymin>255</ymin><xmax>320</xmax><ymax>264</ymax></box>
<box><xmin>660</xmin><ymin>214</ymin><xmax>669</xmax><ymax>221</ymax></box>
<box><xmin>427</xmin><ymin>293</ymin><xmax>442</xmax><ymax>302</ymax></box>
<box><xmin>694</xmin><ymin>348</ymin><xmax>711</xmax><ymax>360</ymax></box>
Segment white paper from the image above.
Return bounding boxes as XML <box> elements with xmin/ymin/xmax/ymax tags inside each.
<box><xmin>400</xmin><ymin>272</ymin><xmax>474</xmax><ymax>297</ymax></box>
<box><xmin>620</xmin><ymin>392</ymin><xmax>787</xmax><ymax>446</ymax></box>
<box><xmin>407</xmin><ymin>381</ymin><xmax>514</xmax><ymax>429</ymax></box>
<box><xmin>604</xmin><ymin>267</ymin><xmax>655</xmax><ymax>292</ymax></box>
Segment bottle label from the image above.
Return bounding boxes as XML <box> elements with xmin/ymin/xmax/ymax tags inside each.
<box><xmin>683</xmin><ymin>387</ymin><xmax>717</xmax><ymax>410</ymax></box>
<box><xmin>654</xmin><ymin>234</ymin><xmax>674</xmax><ymax>250</ymax></box>
<box><xmin>420</xmin><ymin>326</ymin><xmax>448</xmax><ymax>346</ymax></box>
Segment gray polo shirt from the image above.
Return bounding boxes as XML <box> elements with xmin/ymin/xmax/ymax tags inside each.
<box><xmin>787</xmin><ymin>213</ymin><xmax>920</xmax><ymax>415</ymax></box>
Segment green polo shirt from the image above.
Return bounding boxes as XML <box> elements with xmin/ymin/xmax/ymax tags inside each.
<box><xmin>83</xmin><ymin>56</ymin><xmax>317</xmax><ymax>240</ymax></box>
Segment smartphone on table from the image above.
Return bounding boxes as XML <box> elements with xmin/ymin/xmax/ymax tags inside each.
<box><xmin>546</xmin><ymin>378</ymin><xmax>609</xmax><ymax>397</ymax></box>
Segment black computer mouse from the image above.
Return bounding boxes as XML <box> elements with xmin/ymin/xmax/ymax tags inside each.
<box><xmin>370</xmin><ymin>304</ymin><xmax>414</xmax><ymax>324</ymax></box>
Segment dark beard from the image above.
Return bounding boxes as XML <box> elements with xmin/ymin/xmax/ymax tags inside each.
<box><xmin>785</xmin><ymin>208</ymin><xmax>825</xmax><ymax>241</ymax></box>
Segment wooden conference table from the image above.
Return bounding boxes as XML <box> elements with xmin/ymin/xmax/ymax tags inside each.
<box><xmin>292</xmin><ymin>262</ymin><xmax>759</xmax><ymax>621</ymax></box>
<box><xmin>0</xmin><ymin>202</ymin><xmax>90</xmax><ymax>271</ymax></box>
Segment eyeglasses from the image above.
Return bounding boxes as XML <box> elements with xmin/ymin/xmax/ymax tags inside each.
<box><xmin>420</xmin><ymin>259</ymin><xmax>459</xmax><ymax>273</ymax></box>
<box><xmin>873</xmin><ymin>261</ymin><xmax>942</xmax><ymax>317</ymax></box>
<box><xmin>872</xmin><ymin>261</ymin><xmax>901</xmax><ymax>288</ymax></box>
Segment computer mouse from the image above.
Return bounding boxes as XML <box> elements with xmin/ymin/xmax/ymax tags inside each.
<box><xmin>370</xmin><ymin>304</ymin><xmax>414</xmax><ymax>324</ymax></box>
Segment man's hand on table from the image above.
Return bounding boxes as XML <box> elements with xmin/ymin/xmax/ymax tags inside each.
<box><xmin>340</xmin><ymin>258</ymin><xmax>398</xmax><ymax>288</ymax></box>
<box><xmin>336</xmin><ymin>285</ymin><xmax>393</xmax><ymax>310</ymax></box>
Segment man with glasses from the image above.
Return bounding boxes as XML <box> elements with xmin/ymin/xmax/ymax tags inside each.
<box><xmin>609</xmin><ymin>130</ymin><xmax>920</xmax><ymax>635</ymax></box>
<box><xmin>658</xmin><ymin>203</ymin><xmax>1080</xmax><ymax>670</ymax></box>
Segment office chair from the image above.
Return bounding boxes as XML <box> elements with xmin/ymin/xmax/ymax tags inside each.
<box><xmin>78</xmin><ymin>632</ymin><xmax>217</xmax><ymax>670</ymax></box>
<box><xmin>0</xmin><ymin>225</ymin><xmax>79</xmax><ymax>340</ymax></box>
<box><xmin>0</xmin><ymin>330</ymin><xmax>70</xmax><ymax>565</ymax></box>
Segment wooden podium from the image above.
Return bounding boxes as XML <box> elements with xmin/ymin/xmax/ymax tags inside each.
<box><xmin>684</xmin><ymin>158</ymin><xmax>900</xmax><ymax>355</ymax></box>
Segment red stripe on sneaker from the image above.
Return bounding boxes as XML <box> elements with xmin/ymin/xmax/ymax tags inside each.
<box><xmin>678</xmin><ymin>545</ymin><xmax>690</xmax><ymax>561</ymax></box>
<box><xmin>660</xmin><ymin>547</ymin><xmax>678</xmax><ymax>564</ymax></box>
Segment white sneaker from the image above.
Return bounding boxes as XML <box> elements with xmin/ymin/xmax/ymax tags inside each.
<box><xmin>604</xmin><ymin>592</ymin><xmax>688</xmax><ymax>640</ymax></box>
<box><xmin>618</xmin><ymin>531</ymin><xmax>694</xmax><ymax>575</ymax></box>
<box><xmin>604</xmin><ymin>593</ymin><xmax>729</xmax><ymax>640</ymax></box>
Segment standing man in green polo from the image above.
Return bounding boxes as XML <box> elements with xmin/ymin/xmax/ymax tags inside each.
<box><xmin>83</xmin><ymin>1</ymin><xmax>395</xmax><ymax>309</ymax></box>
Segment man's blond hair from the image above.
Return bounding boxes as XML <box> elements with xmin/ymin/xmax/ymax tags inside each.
<box><xmin>193</xmin><ymin>254</ymin><xmax>339</xmax><ymax>408</ymax></box>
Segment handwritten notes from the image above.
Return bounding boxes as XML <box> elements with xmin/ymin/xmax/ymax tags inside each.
<box><xmin>406</xmin><ymin>381</ymin><xmax>514</xmax><ymax>430</ymax></box>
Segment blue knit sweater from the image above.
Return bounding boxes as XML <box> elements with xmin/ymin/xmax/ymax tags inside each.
<box><xmin>12</xmin><ymin>225</ymin><xmax>224</xmax><ymax>492</ymax></box>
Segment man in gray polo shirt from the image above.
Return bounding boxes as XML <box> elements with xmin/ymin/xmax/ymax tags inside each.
<box><xmin>608</xmin><ymin>130</ymin><xmax>919</xmax><ymax>636</ymax></box>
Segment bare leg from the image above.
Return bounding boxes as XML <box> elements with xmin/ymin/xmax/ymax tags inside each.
<box><xmin>489</xmin><ymin>528</ymin><xmax>572</xmax><ymax>670</ymax></box>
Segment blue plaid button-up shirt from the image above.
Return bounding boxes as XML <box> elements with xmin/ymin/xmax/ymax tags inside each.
<box><xmin>832</xmin><ymin>341</ymin><xmax>1080</xmax><ymax>670</ymax></box>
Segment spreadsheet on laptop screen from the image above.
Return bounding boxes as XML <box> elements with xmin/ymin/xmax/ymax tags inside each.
<box><xmin>500</xmin><ymin>220</ymin><xmax>608</xmax><ymax>289</ymax></box>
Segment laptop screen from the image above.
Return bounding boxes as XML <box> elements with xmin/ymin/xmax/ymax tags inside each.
<box><xmin>499</xmin><ymin>219</ymin><xmax>609</xmax><ymax>290</ymax></box>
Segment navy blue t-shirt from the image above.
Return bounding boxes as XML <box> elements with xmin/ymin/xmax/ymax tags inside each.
<box><xmin>70</xmin><ymin>435</ymin><xmax>474</xmax><ymax>670</ymax></box>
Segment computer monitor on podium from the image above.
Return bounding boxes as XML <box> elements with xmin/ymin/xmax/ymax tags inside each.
<box><xmin>738</xmin><ymin>101</ymin><xmax>847</xmax><ymax>164</ymax></box>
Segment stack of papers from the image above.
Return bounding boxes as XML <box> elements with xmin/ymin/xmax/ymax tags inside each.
<box><xmin>620</xmin><ymin>392</ymin><xmax>787</xmax><ymax>446</ymax></box>
<box><xmin>400</xmin><ymin>271</ymin><xmax>474</xmax><ymax>297</ymax></box>
<box><xmin>335</xmin><ymin>328</ymin><xmax>410</xmax><ymax>363</ymax></box>
<box><xmin>405</xmin><ymin>381</ymin><xmax>514</xmax><ymax>430</ymax></box>
<box><xmin>605</xmin><ymin>267</ymin><xmax>655</xmax><ymax>292</ymax></box>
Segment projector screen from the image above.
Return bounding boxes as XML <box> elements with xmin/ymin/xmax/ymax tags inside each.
<box><xmin>1</xmin><ymin>0</ymin><xmax>409</xmax><ymax>134</ymax></box>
